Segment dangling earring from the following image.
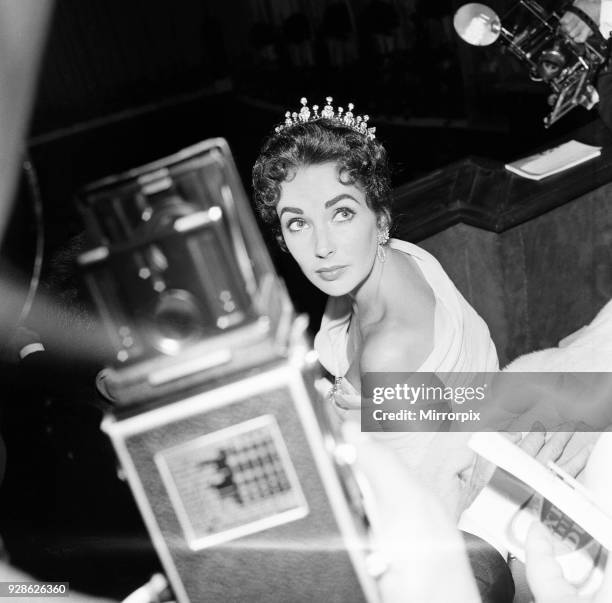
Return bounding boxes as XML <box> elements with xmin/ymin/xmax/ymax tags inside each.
<box><xmin>377</xmin><ymin>226</ymin><xmax>390</xmax><ymax>263</ymax></box>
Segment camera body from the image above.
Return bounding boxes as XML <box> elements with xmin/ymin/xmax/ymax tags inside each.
<box><xmin>79</xmin><ymin>140</ymin><xmax>381</xmax><ymax>602</ymax></box>
<box><xmin>102</xmin><ymin>354</ymin><xmax>379</xmax><ymax>603</ymax></box>
<box><xmin>78</xmin><ymin>139</ymin><xmax>292</xmax><ymax>404</ymax></box>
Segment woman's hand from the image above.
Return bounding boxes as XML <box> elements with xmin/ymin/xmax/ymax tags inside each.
<box><xmin>461</xmin><ymin>429</ymin><xmax>592</xmax><ymax>523</ymax></box>
<box><xmin>526</xmin><ymin>522</ymin><xmax>612</xmax><ymax>603</ymax></box>
<box><xmin>516</xmin><ymin>429</ymin><xmax>592</xmax><ymax>477</ymax></box>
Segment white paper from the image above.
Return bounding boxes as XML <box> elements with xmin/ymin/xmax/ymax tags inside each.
<box><xmin>505</xmin><ymin>140</ymin><xmax>601</xmax><ymax>181</ymax></box>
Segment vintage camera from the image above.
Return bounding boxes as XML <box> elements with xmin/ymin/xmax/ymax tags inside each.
<box><xmin>102</xmin><ymin>353</ymin><xmax>380</xmax><ymax>603</ymax></box>
<box><xmin>78</xmin><ymin>140</ymin><xmax>382</xmax><ymax>602</ymax></box>
<box><xmin>77</xmin><ymin>139</ymin><xmax>293</xmax><ymax>403</ymax></box>
<box><xmin>454</xmin><ymin>1</ymin><xmax>611</xmax><ymax>126</ymax></box>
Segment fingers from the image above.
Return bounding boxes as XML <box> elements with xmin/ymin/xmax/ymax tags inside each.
<box><xmin>560</xmin><ymin>13</ymin><xmax>580</xmax><ymax>33</ymax></box>
<box><xmin>501</xmin><ymin>431</ymin><xmax>523</xmax><ymax>444</ymax></box>
<box><xmin>518</xmin><ymin>430</ymin><xmax>546</xmax><ymax>457</ymax></box>
<box><xmin>558</xmin><ymin>442</ymin><xmax>593</xmax><ymax>478</ymax></box>
<box><xmin>571</xmin><ymin>23</ymin><xmax>592</xmax><ymax>43</ymax></box>
<box><xmin>560</xmin><ymin>12</ymin><xmax>578</xmax><ymax>31</ymax></box>
<box><xmin>535</xmin><ymin>431</ymin><xmax>574</xmax><ymax>466</ymax></box>
<box><xmin>518</xmin><ymin>429</ymin><xmax>576</xmax><ymax>467</ymax></box>
<box><xmin>560</xmin><ymin>11</ymin><xmax>593</xmax><ymax>43</ymax></box>
<box><xmin>525</xmin><ymin>522</ymin><xmax>577</xmax><ymax>603</ymax></box>
<box><xmin>526</xmin><ymin>519</ymin><xmax>612</xmax><ymax>603</ymax></box>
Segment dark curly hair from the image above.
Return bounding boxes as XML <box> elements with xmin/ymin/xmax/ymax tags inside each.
<box><xmin>252</xmin><ymin>118</ymin><xmax>392</xmax><ymax>250</ymax></box>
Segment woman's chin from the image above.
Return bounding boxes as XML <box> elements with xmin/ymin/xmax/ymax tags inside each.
<box><xmin>320</xmin><ymin>285</ymin><xmax>351</xmax><ymax>297</ymax></box>
<box><xmin>310</xmin><ymin>277</ymin><xmax>353</xmax><ymax>297</ymax></box>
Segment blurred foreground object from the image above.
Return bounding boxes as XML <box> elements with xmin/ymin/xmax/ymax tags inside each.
<box><xmin>79</xmin><ymin>140</ymin><xmax>385</xmax><ymax>602</ymax></box>
<box><xmin>77</xmin><ymin>139</ymin><xmax>294</xmax><ymax>403</ymax></box>
<box><xmin>454</xmin><ymin>1</ymin><xmax>610</xmax><ymax>127</ymax></box>
<box><xmin>0</xmin><ymin>0</ymin><xmax>53</xmax><ymax>243</ymax></box>
<box><xmin>469</xmin><ymin>432</ymin><xmax>612</xmax><ymax>597</ymax></box>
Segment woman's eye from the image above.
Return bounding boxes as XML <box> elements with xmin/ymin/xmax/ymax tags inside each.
<box><xmin>333</xmin><ymin>208</ymin><xmax>355</xmax><ymax>222</ymax></box>
<box><xmin>286</xmin><ymin>218</ymin><xmax>306</xmax><ymax>232</ymax></box>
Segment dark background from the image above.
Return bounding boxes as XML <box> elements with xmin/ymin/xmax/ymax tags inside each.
<box><xmin>18</xmin><ymin>0</ymin><xmax>601</xmax><ymax>268</ymax></box>
<box><xmin>5</xmin><ymin>0</ymin><xmax>601</xmax><ymax>324</ymax></box>
<box><xmin>0</xmin><ymin>0</ymin><xmax>606</xmax><ymax>598</ymax></box>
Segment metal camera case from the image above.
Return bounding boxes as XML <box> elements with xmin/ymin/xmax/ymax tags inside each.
<box><xmin>78</xmin><ymin>139</ymin><xmax>381</xmax><ymax>602</ymax></box>
<box><xmin>77</xmin><ymin>139</ymin><xmax>294</xmax><ymax>403</ymax></box>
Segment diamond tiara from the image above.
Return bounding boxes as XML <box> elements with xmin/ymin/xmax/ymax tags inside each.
<box><xmin>274</xmin><ymin>97</ymin><xmax>376</xmax><ymax>140</ymax></box>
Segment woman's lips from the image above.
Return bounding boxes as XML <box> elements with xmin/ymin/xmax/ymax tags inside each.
<box><xmin>316</xmin><ymin>266</ymin><xmax>347</xmax><ymax>281</ymax></box>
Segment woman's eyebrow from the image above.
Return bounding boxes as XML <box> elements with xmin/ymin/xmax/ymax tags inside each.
<box><xmin>279</xmin><ymin>206</ymin><xmax>303</xmax><ymax>218</ymax></box>
<box><xmin>279</xmin><ymin>194</ymin><xmax>360</xmax><ymax>218</ymax></box>
<box><xmin>325</xmin><ymin>193</ymin><xmax>360</xmax><ymax>208</ymax></box>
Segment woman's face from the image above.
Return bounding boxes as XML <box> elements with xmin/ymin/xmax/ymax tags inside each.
<box><xmin>277</xmin><ymin>162</ymin><xmax>380</xmax><ymax>296</ymax></box>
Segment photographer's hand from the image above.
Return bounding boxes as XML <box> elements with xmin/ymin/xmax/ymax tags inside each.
<box><xmin>526</xmin><ymin>522</ymin><xmax>612</xmax><ymax>603</ymax></box>
<box><xmin>560</xmin><ymin>0</ymin><xmax>602</xmax><ymax>43</ymax></box>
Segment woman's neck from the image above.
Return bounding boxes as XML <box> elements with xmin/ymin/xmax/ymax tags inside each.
<box><xmin>348</xmin><ymin>248</ymin><xmax>393</xmax><ymax>325</ymax></box>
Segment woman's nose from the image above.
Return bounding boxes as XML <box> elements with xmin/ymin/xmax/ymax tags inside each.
<box><xmin>314</xmin><ymin>227</ymin><xmax>335</xmax><ymax>259</ymax></box>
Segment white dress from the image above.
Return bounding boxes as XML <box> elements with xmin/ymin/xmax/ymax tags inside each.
<box><xmin>313</xmin><ymin>238</ymin><xmax>500</xmax><ymax>537</ymax></box>
<box><xmin>314</xmin><ymin>238</ymin><xmax>499</xmax><ymax>414</ymax></box>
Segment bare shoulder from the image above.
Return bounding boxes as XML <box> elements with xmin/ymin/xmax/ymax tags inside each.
<box><xmin>389</xmin><ymin>248</ymin><xmax>436</xmax><ymax>313</ymax></box>
<box><xmin>360</xmin><ymin>248</ymin><xmax>436</xmax><ymax>372</ymax></box>
<box><xmin>360</xmin><ymin>316</ymin><xmax>434</xmax><ymax>373</ymax></box>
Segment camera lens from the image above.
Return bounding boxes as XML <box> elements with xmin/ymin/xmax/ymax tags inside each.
<box><xmin>147</xmin><ymin>289</ymin><xmax>204</xmax><ymax>355</ymax></box>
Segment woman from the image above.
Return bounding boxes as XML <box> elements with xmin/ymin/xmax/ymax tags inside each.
<box><xmin>252</xmin><ymin>97</ymin><xmax>521</xmax><ymax>601</ymax></box>
<box><xmin>253</xmin><ymin>97</ymin><xmax>496</xmax><ymax>432</ymax></box>
<box><xmin>252</xmin><ymin>98</ymin><xmax>501</xmax><ymax>505</ymax></box>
